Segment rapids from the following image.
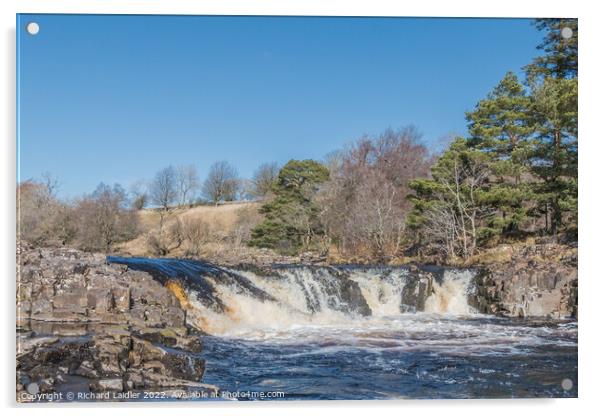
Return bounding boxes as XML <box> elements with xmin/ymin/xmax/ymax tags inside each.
<box><xmin>107</xmin><ymin>256</ymin><xmax>578</xmax><ymax>399</ymax></box>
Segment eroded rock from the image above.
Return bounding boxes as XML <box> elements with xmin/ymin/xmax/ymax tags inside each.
<box><xmin>16</xmin><ymin>244</ymin><xmax>210</xmax><ymax>402</ymax></box>
<box><xmin>473</xmin><ymin>243</ymin><xmax>578</xmax><ymax>318</ymax></box>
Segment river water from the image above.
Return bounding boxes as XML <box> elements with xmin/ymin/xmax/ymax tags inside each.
<box><xmin>108</xmin><ymin>257</ymin><xmax>578</xmax><ymax>400</ymax></box>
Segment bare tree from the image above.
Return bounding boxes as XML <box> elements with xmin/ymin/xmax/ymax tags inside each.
<box><xmin>74</xmin><ymin>183</ymin><xmax>138</xmax><ymax>252</ymax></box>
<box><xmin>18</xmin><ymin>178</ymin><xmax>76</xmax><ymax>246</ymax></box>
<box><xmin>237</xmin><ymin>178</ymin><xmax>254</xmax><ymax>201</ymax></box>
<box><xmin>146</xmin><ymin>218</ymin><xmax>185</xmax><ymax>256</ymax></box>
<box><xmin>251</xmin><ymin>162</ymin><xmax>279</xmax><ymax>198</ymax></box>
<box><xmin>322</xmin><ymin>150</ymin><xmax>344</xmax><ymax>175</ymax></box>
<box><xmin>434</xmin><ymin>156</ymin><xmax>492</xmax><ymax>258</ymax></box>
<box><xmin>40</xmin><ymin>171</ymin><xmax>60</xmax><ymax>200</ymax></box>
<box><xmin>129</xmin><ymin>180</ymin><xmax>149</xmax><ymax>210</ymax></box>
<box><xmin>317</xmin><ymin>127</ymin><xmax>433</xmax><ymax>259</ymax></box>
<box><xmin>176</xmin><ymin>165</ymin><xmax>200</xmax><ymax>207</ymax></box>
<box><xmin>202</xmin><ymin>161</ymin><xmax>239</xmax><ymax>205</ymax></box>
<box><xmin>150</xmin><ymin>166</ymin><xmax>177</xmax><ymax>228</ymax></box>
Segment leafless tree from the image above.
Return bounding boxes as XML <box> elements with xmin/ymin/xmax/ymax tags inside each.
<box><xmin>146</xmin><ymin>217</ymin><xmax>186</xmax><ymax>256</ymax></box>
<box><xmin>150</xmin><ymin>166</ymin><xmax>177</xmax><ymax>228</ymax></box>
<box><xmin>230</xmin><ymin>206</ymin><xmax>263</xmax><ymax>248</ymax></box>
<box><xmin>40</xmin><ymin>171</ymin><xmax>60</xmax><ymax>200</ymax></box>
<box><xmin>322</xmin><ymin>150</ymin><xmax>344</xmax><ymax>175</ymax></box>
<box><xmin>237</xmin><ymin>178</ymin><xmax>254</xmax><ymax>201</ymax></box>
<box><xmin>434</xmin><ymin>156</ymin><xmax>492</xmax><ymax>258</ymax></box>
<box><xmin>129</xmin><ymin>180</ymin><xmax>149</xmax><ymax>210</ymax></box>
<box><xmin>251</xmin><ymin>162</ymin><xmax>279</xmax><ymax>198</ymax></box>
<box><xmin>74</xmin><ymin>183</ymin><xmax>139</xmax><ymax>252</ymax></box>
<box><xmin>202</xmin><ymin>161</ymin><xmax>239</xmax><ymax>205</ymax></box>
<box><xmin>317</xmin><ymin>127</ymin><xmax>433</xmax><ymax>259</ymax></box>
<box><xmin>420</xmin><ymin>201</ymin><xmax>460</xmax><ymax>258</ymax></box>
<box><xmin>181</xmin><ymin>217</ymin><xmax>211</xmax><ymax>256</ymax></box>
<box><xmin>176</xmin><ymin>165</ymin><xmax>200</xmax><ymax>207</ymax></box>
<box><xmin>18</xmin><ymin>176</ymin><xmax>77</xmax><ymax>246</ymax></box>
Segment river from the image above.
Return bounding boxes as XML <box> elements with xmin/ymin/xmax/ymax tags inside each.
<box><xmin>108</xmin><ymin>256</ymin><xmax>578</xmax><ymax>400</ymax></box>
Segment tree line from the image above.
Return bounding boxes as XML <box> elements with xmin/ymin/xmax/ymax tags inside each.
<box><xmin>17</xmin><ymin>160</ymin><xmax>281</xmax><ymax>253</ymax></box>
<box><xmin>18</xmin><ymin>19</ymin><xmax>576</xmax><ymax>262</ymax></box>
<box><xmin>407</xmin><ymin>18</ymin><xmax>577</xmax><ymax>258</ymax></box>
<box><xmin>249</xmin><ymin>19</ymin><xmax>578</xmax><ymax>261</ymax></box>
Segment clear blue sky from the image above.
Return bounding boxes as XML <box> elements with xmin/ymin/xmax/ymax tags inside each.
<box><xmin>17</xmin><ymin>14</ymin><xmax>543</xmax><ymax>198</ymax></box>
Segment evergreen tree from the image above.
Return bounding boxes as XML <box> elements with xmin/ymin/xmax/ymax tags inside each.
<box><xmin>525</xmin><ymin>18</ymin><xmax>578</xmax><ymax>82</ymax></box>
<box><xmin>249</xmin><ymin>160</ymin><xmax>329</xmax><ymax>255</ymax></box>
<box><xmin>465</xmin><ymin>72</ymin><xmax>534</xmax><ymax>234</ymax></box>
<box><xmin>528</xmin><ymin>76</ymin><xmax>578</xmax><ymax>234</ymax></box>
<box><xmin>526</xmin><ymin>18</ymin><xmax>578</xmax><ymax>235</ymax></box>
<box><xmin>407</xmin><ymin>18</ymin><xmax>578</xmax><ymax>257</ymax></box>
<box><xmin>466</xmin><ymin>71</ymin><xmax>533</xmax><ymax>168</ymax></box>
<box><xmin>407</xmin><ymin>138</ymin><xmax>495</xmax><ymax>258</ymax></box>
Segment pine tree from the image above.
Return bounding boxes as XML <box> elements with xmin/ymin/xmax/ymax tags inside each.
<box><xmin>526</xmin><ymin>19</ymin><xmax>578</xmax><ymax>82</ymax></box>
<box><xmin>249</xmin><ymin>160</ymin><xmax>329</xmax><ymax>255</ymax></box>
<box><xmin>526</xmin><ymin>18</ymin><xmax>578</xmax><ymax>235</ymax></box>
<box><xmin>465</xmin><ymin>72</ymin><xmax>534</xmax><ymax>234</ymax></box>
<box><xmin>528</xmin><ymin>76</ymin><xmax>578</xmax><ymax>234</ymax></box>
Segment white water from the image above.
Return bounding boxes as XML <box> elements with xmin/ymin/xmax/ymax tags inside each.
<box><xmin>107</xmin><ymin>257</ymin><xmax>578</xmax><ymax>399</ymax></box>
<box><xmin>184</xmin><ymin>266</ymin><xmax>477</xmax><ymax>338</ymax></box>
<box><xmin>348</xmin><ymin>269</ymin><xmax>408</xmax><ymax>316</ymax></box>
<box><xmin>424</xmin><ymin>270</ymin><xmax>476</xmax><ymax>315</ymax></box>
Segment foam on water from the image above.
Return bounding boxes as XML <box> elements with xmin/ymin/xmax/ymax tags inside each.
<box><xmin>107</xmin><ymin>256</ymin><xmax>578</xmax><ymax>399</ymax></box>
<box><xmin>348</xmin><ymin>269</ymin><xmax>408</xmax><ymax>316</ymax></box>
<box><xmin>424</xmin><ymin>270</ymin><xmax>476</xmax><ymax>315</ymax></box>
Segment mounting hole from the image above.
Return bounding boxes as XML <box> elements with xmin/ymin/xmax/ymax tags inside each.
<box><xmin>561</xmin><ymin>378</ymin><xmax>573</xmax><ymax>390</ymax></box>
<box><xmin>561</xmin><ymin>27</ymin><xmax>573</xmax><ymax>40</ymax></box>
<box><xmin>26</xmin><ymin>22</ymin><xmax>40</xmax><ymax>36</ymax></box>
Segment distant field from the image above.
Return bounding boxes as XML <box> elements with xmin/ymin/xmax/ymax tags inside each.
<box><xmin>120</xmin><ymin>201</ymin><xmax>261</xmax><ymax>256</ymax></box>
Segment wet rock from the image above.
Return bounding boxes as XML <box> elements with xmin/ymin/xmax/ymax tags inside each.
<box><xmin>401</xmin><ymin>273</ymin><xmax>433</xmax><ymax>312</ymax></box>
<box><xmin>275</xmin><ymin>266</ymin><xmax>372</xmax><ymax>316</ymax></box>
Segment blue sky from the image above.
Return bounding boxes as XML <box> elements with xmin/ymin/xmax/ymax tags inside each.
<box><xmin>17</xmin><ymin>15</ymin><xmax>543</xmax><ymax>198</ymax></box>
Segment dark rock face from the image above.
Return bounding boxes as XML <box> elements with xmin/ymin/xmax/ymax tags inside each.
<box><xmin>472</xmin><ymin>243</ymin><xmax>578</xmax><ymax>318</ymax></box>
<box><xmin>277</xmin><ymin>266</ymin><xmax>372</xmax><ymax>316</ymax></box>
<box><xmin>400</xmin><ymin>269</ymin><xmax>435</xmax><ymax>312</ymax></box>
<box><xmin>16</xmin><ymin>244</ymin><xmax>216</xmax><ymax>402</ymax></box>
<box><xmin>107</xmin><ymin>256</ymin><xmax>278</xmax><ymax>313</ymax></box>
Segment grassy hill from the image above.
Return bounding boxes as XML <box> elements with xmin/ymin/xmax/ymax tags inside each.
<box><xmin>118</xmin><ymin>201</ymin><xmax>263</xmax><ymax>258</ymax></box>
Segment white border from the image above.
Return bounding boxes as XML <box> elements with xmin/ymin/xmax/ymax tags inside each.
<box><xmin>2</xmin><ymin>1</ymin><xmax>601</xmax><ymax>415</ymax></box>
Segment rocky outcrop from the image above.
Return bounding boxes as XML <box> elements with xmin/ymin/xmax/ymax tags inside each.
<box><xmin>472</xmin><ymin>243</ymin><xmax>578</xmax><ymax>318</ymax></box>
<box><xmin>400</xmin><ymin>267</ymin><xmax>435</xmax><ymax>312</ymax></box>
<box><xmin>16</xmin><ymin>244</ymin><xmax>217</xmax><ymax>402</ymax></box>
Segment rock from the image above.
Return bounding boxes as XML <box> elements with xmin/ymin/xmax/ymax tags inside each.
<box><xmin>16</xmin><ymin>245</ymin><xmax>207</xmax><ymax>402</ymax></box>
<box><xmin>472</xmin><ymin>243</ymin><xmax>578</xmax><ymax>318</ymax></box>
<box><xmin>31</xmin><ymin>299</ymin><xmax>53</xmax><ymax>315</ymax></box>
<box><xmin>92</xmin><ymin>378</ymin><xmax>123</xmax><ymax>392</ymax></box>
<box><xmin>112</xmin><ymin>287</ymin><xmax>130</xmax><ymax>311</ymax></box>
<box><xmin>17</xmin><ymin>336</ymin><xmax>59</xmax><ymax>355</ymax></box>
<box><xmin>87</xmin><ymin>289</ymin><xmax>113</xmax><ymax>312</ymax></box>
<box><xmin>74</xmin><ymin>361</ymin><xmax>98</xmax><ymax>378</ymax></box>
<box><xmin>401</xmin><ymin>273</ymin><xmax>433</xmax><ymax>312</ymax></box>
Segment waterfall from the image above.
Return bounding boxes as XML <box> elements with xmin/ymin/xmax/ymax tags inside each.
<box><xmin>108</xmin><ymin>257</ymin><xmax>477</xmax><ymax>337</ymax></box>
<box><xmin>347</xmin><ymin>268</ymin><xmax>409</xmax><ymax>316</ymax></box>
<box><xmin>424</xmin><ymin>269</ymin><xmax>476</xmax><ymax>315</ymax></box>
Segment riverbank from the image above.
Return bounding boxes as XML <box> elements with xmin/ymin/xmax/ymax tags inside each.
<box><xmin>471</xmin><ymin>241</ymin><xmax>578</xmax><ymax>318</ymax></box>
<box><xmin>16</xmin><ymin>243</ymin><xmax>217</xmax><ymax>402</ymax></box>
<box><xmin>16</xmin><ymin>238</ymin><xmax>577</xmax><ymax>401</ymax></box>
